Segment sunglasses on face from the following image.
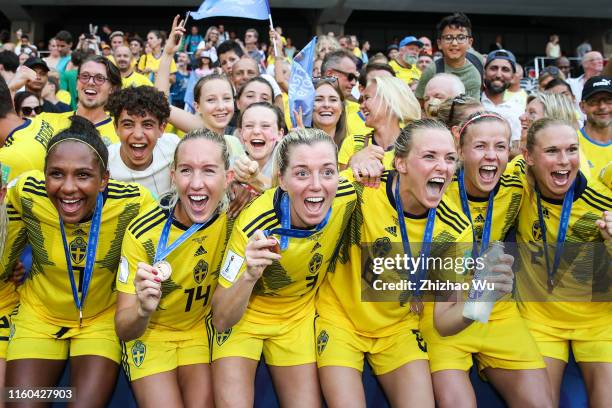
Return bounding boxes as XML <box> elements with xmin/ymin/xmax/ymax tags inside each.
<box><xmin>21</xmin><ymin>106</ymin><xmax>43</xmax><ymax>116</ymax></box>
<box><xmin>331</xmin><ymin>68</ymin><xmax>359</xmax><ymax>82</ymax></box>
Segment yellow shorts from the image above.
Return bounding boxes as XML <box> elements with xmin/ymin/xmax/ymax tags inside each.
<box><xmin>315</xmin><ymin>316</ymin><xmax>428</xmax><ymax>375</ymax></box>
<box><xmin>121</xmin><ymin>321</ymin><xmax>211</xmax><ymax>382</ymax></box>
<box><xmin>420</xmin><ymin>312</ymin><xmax>545</xmax><ymax>373</ymax></box>
<box><xmin>525</xmin><ymin>319</ymin><xmax>612</xmax><ymax>363</ymax></box>
<box><xmin>212</xmin><ymin>312</ymin><xmax>315</xmax><ymax>366</ymax></box>
<box><xmin>6</xmin><ymin>303</ymin><xmax>120</xmax><ymax>363</ymax></box>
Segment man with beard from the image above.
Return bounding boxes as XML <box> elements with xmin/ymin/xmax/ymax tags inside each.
<box><xmin>481</xmin><ymin>49</ymin><xmax>522</xmax><ymax>142</ymax></box>
<box><xmin>579</xmin><ymin>76</ymin><xmax>611</xmax><ymax>178</ymax></box>
<box><xmin>389</xmin><ymin>36</ymin><xmax>423</xmax><ymax>88</ymax></box>
<box><xmin>41</xmin><ymin>55</ymin><xmax>122</xmax><ymax>145</ymax></box>
<box><xmin>114</xmin><ymin>46</ymin><xmax>152</xmax><ymax>88</ymax></box>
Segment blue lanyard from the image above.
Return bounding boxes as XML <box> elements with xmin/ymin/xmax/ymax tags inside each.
<box><xmin>394</xmin><ymin>175</ymin><xmax>436</xmax><ymax>297</ymax></box>
<box><xmin>154</xmin><ymin>208</ymin><xmax>215</xmax><ymax>263</ymax></box>
<box><xmin>59</xmin><ymin>192</ymin><xmax>103</xmax><ymax>325</ymax></box>
<box><xmin>458</xmin><ymin>168</ymin><xmax>494</xmax><ymax>258</ymax></box>
<box><xmin>536</xmin><ymin>179</ymin><xmax>575</xmax><ymax>293</ymax></box>
<box><xmin>264</xmin><ymin>192</ymin><xmax>331</xmax><ymax>251</ymax></box>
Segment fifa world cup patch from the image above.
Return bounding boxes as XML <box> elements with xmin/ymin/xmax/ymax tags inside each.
<box><xmin>220</xmin><ymin>250</ymin><xmax>244</xmax><ymax>283</ymax></box>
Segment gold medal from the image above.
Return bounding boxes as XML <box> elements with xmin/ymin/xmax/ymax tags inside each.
<box><xmin>154</xmin><ymin>260</ymin><xmax>172</xmax><ymax>281</ymax></box>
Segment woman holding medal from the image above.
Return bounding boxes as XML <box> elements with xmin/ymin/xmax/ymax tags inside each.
<box><xmin>315</xmin><ymin>119</ymin><xmax>473</xmax><ymax>407</ymax></box>
<box><xmin>1</xmin><ymin>117</ymin><xmax>154</xmax><ymax>407</ymax></box>
<box><xmin>422</xmin><ymin>112</ymin><xmax>551</xmax><ymax>408</ymax></box>
<box><xmin>515</xmin><ymin>117</ymin><xmax>612</xmax><ymax>407</ymax></box>
<box><xmin>211</xmin><ymin>128</ymin><xmax>357</xmax><ymax>407</ymax></box>
<box><xmin>115</xmin><ymin>129</ymin><xmax>233</xmax><ymax>407</ymax></box>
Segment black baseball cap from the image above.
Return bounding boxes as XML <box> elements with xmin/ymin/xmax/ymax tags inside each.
<box><xmin>23</xmin><ymin>57</ymin><xmax>49</xmax><ymax>73</ymax></box>
<box><xmin>581</xmin><ymin>76</ymin><xmax>612</xmax><ymax>101</ymax></box>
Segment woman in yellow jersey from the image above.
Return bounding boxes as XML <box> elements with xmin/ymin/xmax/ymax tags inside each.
<box><xmin>211</xmin><ymin>128</ymin><xmax>357</xmax><ymax>407</ymax></box>
<box><xmin>516</xmin><ymin>118</ymin><xmax>612</xmax><ymax>407</ymax></box>
<box><xmin>423</xmin><ymin>112</ymin><xmax>551</xmax><ymax>407</ymax></box>
<box><xmin>41</xmin><ymin>56</ymin><xmax>123</xmax><ymax>146</ymax></box>
<box><xmin>0</xmin><ymin>167</ymin><xmax>21</xmax><ymax>387</ymax></box>
<box><xmin>317</xmin><ymin>119</ymin><xmax>464</xmax><ymax>407</ymax></box>
<box><xmin>115</xmin><ymin>129</ymin><xmax>232</xmax><ymax>407</ymax></box>
<box><xmin>138</xmin><ymin>30</ymin><xmax>177</xmax><ymax>83</ymax></box>
<box><xmin>233</xmin><ymin>102</ymin><xmax>285</xmax><ymax>194</ymax></box>
<box><xmin>339</xmin><ymin>76</ymin><xmax>420</xmax><ymax>186</ymax></box>
<box><xmin>2</xmin><ymin>117</ymin><xmax>154</xmax><ymax>407</ymax></box>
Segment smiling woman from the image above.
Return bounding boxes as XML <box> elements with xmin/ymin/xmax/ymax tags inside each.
<box><xmin>0</xmin><ymin>116</ymin><xmax>154</xmax><ymax>407</ymax></box>
<box><xmin>514</xmin><ymin>117</ymin><xmax>612</xmax><ymax>407</ymax></box>
<box><xmin>115</xmin><ymin>129</ymin><xmax>232</xmax><ymax>407</ymax></box>
<box><xmin>211</xmin><ymin>128</ymin><xmax>358</xmax><ymax>408</ymax></box>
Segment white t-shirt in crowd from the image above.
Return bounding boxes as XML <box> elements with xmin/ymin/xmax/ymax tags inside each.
<box><xmin>481</xmin><ymin>92</ymin><xmax>523</xmax><ymax>142</ymax></box>
<box><xmin>108</xmin><ymin>133</ymin><xmax>180</xmax><ymax>199</ymax></box>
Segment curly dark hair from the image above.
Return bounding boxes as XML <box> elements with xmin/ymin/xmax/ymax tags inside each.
<box><xmin>106</xmin><ymin>85</ymin><xmax>170</xmax><ymax>125</ymax></box>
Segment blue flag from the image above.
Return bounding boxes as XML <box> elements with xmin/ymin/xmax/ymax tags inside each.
<box><xmin>183</xmin><ymin>70</ymin><xmax>200</xmax><ymax>114</ymax></box>
<box><xmin>288</xmin><ymin>37</ymin><xmax>317</xmax><ymax>128</ymax></box>
<box><xmin>192</xmin><ymin>0</ymin><xmax>270</xmax><ymax>20</ymax></box>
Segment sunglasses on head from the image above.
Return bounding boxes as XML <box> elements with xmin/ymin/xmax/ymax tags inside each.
<box><xmin>313</xmin><ymin>76</ymin><xmax>338</xmax><ymax>85</ymax></box>
<box><xmin>21</xmin><ymin>106</ymin><xmax>43</xmax><ymax>116</ymax></box>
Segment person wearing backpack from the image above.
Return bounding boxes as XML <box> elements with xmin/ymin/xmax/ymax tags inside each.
<box><xmin>416</xmin><ymin>13</ymin><xmax>483</xmax><ymax>102</ymax></box>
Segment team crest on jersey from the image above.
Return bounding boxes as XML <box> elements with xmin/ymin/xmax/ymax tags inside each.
<box><xmin>385</xmin><ymin>226</ymin><xmax>397</xmax><ymax>237</ymax></box>
<box><xmin>308</xmin><ymin>253</ymin><xmax>323</xmax><ymax>275</ymax></box>
<box><xmin>216</xmin><ymin>328</ymin><xmax>232</xmax><ymax>346</ymax></box>
<box><xmin>69</xmin><ymin>236</ymin><xmax>87</xmax><ymax>264</ymax></box>
<box><xmin>474</xmin><ymin>213</ymin><xmax>485</xmax><ymax>224</ymax></box>
<box><xmin>193</xmin><ymin>259</ymin><xmax>208</xmax><ymax>284</ymax></box>
<box><xmin>194</xmin><ymin>245</ymin><xmax>207</xmax><ymax>256</ymax></box>
<box><xmin>373</xmin><ymin>237</ymin><xmax>392</xmax><ymax>258</ymax></box>
<box><xmin>131</xmin><ymin>340</ymin><xmax>146</xmax><ymax>367</ymax></box>
<box><xmin>311</xmin><ymin>242</ymin><xmax>321</xmax><ymax>253</ymax></box>
<box><xmin>317</xmin><ymin>330</ymin><xmax>329</xmax><ymax>355</ymax></box>
<box><xmin>532</xmin><ymin>221</ymin><xmax>543</xmax><ymax>241</ymax></box>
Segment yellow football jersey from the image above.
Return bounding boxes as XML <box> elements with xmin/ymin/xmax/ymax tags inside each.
<box><xmin>2</xmin><ymin>170</ymin><xmax>155</xmax><ymax>327</ymax></box>
<box><xmin>0</xmin><ymin>202</ymin><xmax>27</xmax><ymax>315</ymax></box>
<box><xmin>317</xmin><ymin>170</ymin><xmax>473</xmax><ymax>337</ymax></box>
<box><xmin>121</xmin><ymin>71</ymin><xmax>153</xmax><ymax>88</ymax></box>
<box><xmin>137</xmin><ymin>54</ymin><xmax>177</xmax><ymax>81</ymax></box>
<box><xmin>444</xmin><ymin>172</ymin><xmax>524</xmax><ymax>319</ymax></box>
<box><xmin>338</xmin><ymin>132</ymin><xmax>394</xmax><ymax>169</ymax></box>
<box><xmin>0</xmin><ymin>118</ymin><xmax>54</xmax><ymax>182</ymax></box>
<box><xmin>40</xmin><ymin>111</ymin><xmax>119</xmax><ymax>146</ymax></box>
<box><xmin>345</xmin><ymin>100</ymin><xmax>372</xmax><ymax>140</ymax></box>
<box><xmin>218</xmin><ymin>179</ymin><xmax>357</xmax><ymax>325</ymax></box>
<box><xmin>515</xmin><ymin>171</ymin><xmax>612</xmax><ymax>328</ymax></box>
<box><xmin>389</xmin><ymin>60</ymin><xmax>421</xmax><ymax>86</ymax></box>
<box><xmin>117</xmin><ymin>202</ymin><xmax>232</xmax><ymax>339</ymax></box>
<box><xmin>579</xmin><ymin>128</ymin><xmax>611</xmax><ymax>180</ymax></box>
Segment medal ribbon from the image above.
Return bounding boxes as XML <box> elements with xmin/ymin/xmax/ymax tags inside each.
<box><xmin>458</xmin><ymin>168</ymin><xmax>494</xmax><ymax>258</ymax></box>
<box><xmin>154</xmin><ymin>208</ymin><xmax>217</xmax><ymax>263</ymax></box>
<box><xmin>264</xmin><ymin>192</ymin><xmax>331</xmax><ymax>251</ymax></box>
<box><xmin>60</xmin><ymin>192</ymin><xmax>104</xmax><ymax>325</ymax></box>
<box><xmin>535</xmin><ymin>179</ymin><xmax>575</xmax><ymax>292</ymax></box>
<box><xmin>394</xmin><ymin>174</ymin><xmax>436</xmax><ymax>297</ymax></box>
